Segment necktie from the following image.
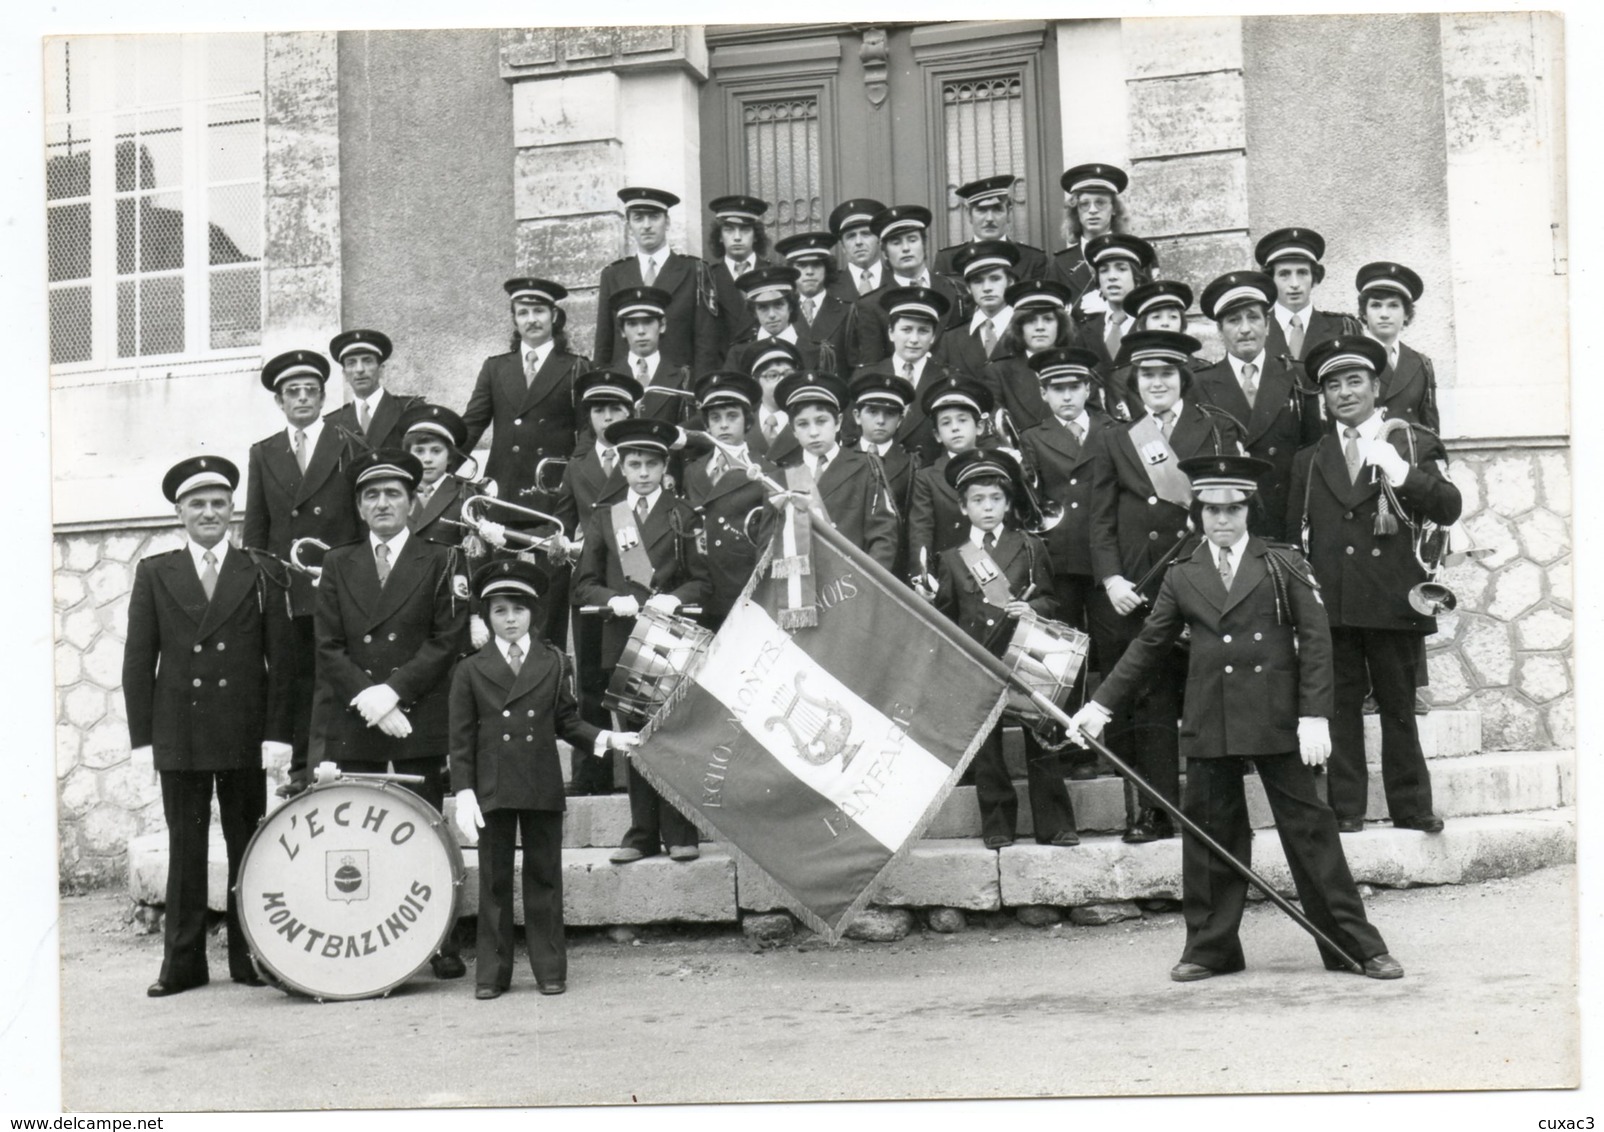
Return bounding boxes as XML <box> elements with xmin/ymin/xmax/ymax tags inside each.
<box><xmin>643</xmin><ymin>257</ymin><xmax>657</xmax><ymax>286</ymax></box>
<box><xmin>1218</xmin><ymin>546</ymin><xmax>1234</xmax><ymax>592</ymax></box>
<box><xmin>814</xmin><ymin>453</ymin><xmax>829</xmax><ymax>481</ymax></box>
<box><xmin>525</xmin><ymin>349</ymin><xmax>538</xmax><ymax>387</ymax></box>
<box><xmin>357</xmin><ymin>399</ymin><xmax>371</xmax><ymax>435</ymax></box>
<box><xmin>294</xmin><ymin>430</ymin><xmax>307</xmax><ymax>473</ymax></box>
<box><xmin>860</xmin><ymin>269</ymin><xmax>874</xmax><ymax>294</ymax></box>
<box><xmin>1241</xmin><ymin>362</ymin><xmax>1258</xmax><ymax>408</ymax></box>
<box><xmin>709</xmin><ymin>451</ymin><xmax>726</xmax><ymax>484</ymax></box>
<box><xmin>507</xmin><ymin>642</ymin><xmax>523</xmax><ymax>675</ymax></box>
<box><xmin>1105</xmin><ymin>314</ymin><xmax>1124</xmax><ymax>357</ymax></box>
<box><xmin>375</xmin><ymin>542</ymin><xmax>391</xmax><ymax>585</ymax></box>
<box><xmin>763</xmin><ymin>414</ymin><xmax>780</xmax><ymax>441</ymax></box>
<box><xmin>410</xmin><ymin>486</ymin><xmax>426</xmax><ymax>523</ymax></box>
<box><xmin>601</xmin><ymin>447</ymin><xmax>617</xmax><ymax>476</ymax></box>
<box><xmin>734</xmin><ymin>260</ymin><xmax>751</xmax><ymax>278</ymax></box>
<box><xmin>980</xmin><ymin>320</ymin><xmax>997</xmax><ymax>355</ymax></box>
<box><xmin>902</xmin><ymin>360</ymin><xmax>915</xmax><ymax>381</ymax></box>
<box><xmin>637</xmin><ymin>356</ymin><xmax>650</xmax><ymax>383</ymax></box>
<box><xmin>1067</xmin><ymin>418</ymin><xmax>1083</xmax><ymax>444</ymax></box>
<box><xmin>983</xmin><ymin>531</ymin><xmax>996</xmax><ymax>553</ymax></box>
<box><xmin>1344</xmin><ymin>426</ymin><xmax>1363</xmax><ymax>482</ymax></box>
<box><xmin>200</xmin><ymin>550</ymin><xmax>218</xmax><ymax>601</ymax></box>
<box><xmin>635</xmin><ymin>496</ymin><xmax>649</xmax><ymax>526</ymax></box>
<box><xmin>1159</xmin><ymin>410</ymin><xmax>1174</xmax><ymax>439</ymax></box>
<box><xmin>1288</xmin><ymin>314</ymin><xmax>1305</xmax><ymax>358</ymax></box>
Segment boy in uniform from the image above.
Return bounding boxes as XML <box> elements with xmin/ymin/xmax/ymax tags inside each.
<box><xmin>400</xmin><ymin>403</ymin><xmax>474</xmax><ymax>547</ymax></box>
<box><xmin>745</xmin><ymin>340</ymin><xmax>804</xmax><ymax>465</ymax></box>
<box><xmin>605</xmin><ymin>285</ymin><xmax>697</xmax><ymax>431</ymax></box>
<box><xmin>772</xmin><ymin>371</ymin><xmax>899</xmax><ymax>572</ymax></box>
<box><xmin>848</xmin><ymin>372</ymin><xmax>918</xmax><ymax>577</ymax></box>
<box><xmin>574</xmin><ymin>419</ymin><xmax>710</xmax><ymax>863</ymax></box>
<box><xmin>934</xmin><ymin>449</ymin><xmax>1078</xmax><ymax>848</ymax></box>
<box><xmin>1356</xmin><ymin>262</ymin><xmax>1439</xmax><ymax>431</ymax></box>
<box><xmin>1074</xmin><ymin>233</ymin><xmax>1157</xmax><ymax>378</ymax></box>
<box><xmin>721</xmin><ymin>265</ymin><xmax>822</xmax><ymax>373</ymax></box>
<box><xmin>936</xmin><ymin>240</ymin><xmax>1020</xmax><ymax>393</ymax></box>
<box><xmin>850</xmin><ymin>285</ymin><xmax>955</xmax><ymax>466</ymax></box>
<box><xmin>908</xmin><ymin>376</ymin><xmax>994</xmax><ymax>592</ymax></box>
<box><xmin>1072</xmin><ymin>454</ymin><xmax>1402</xmax><ymax>983</ymax></box>
<box><xmin>707</xmin><ymin>194</ymin><xmax>778</xmax><ymax>351</ymax></box>
<box><xmin>850</xmin><ymin>205</ymin><xmax>965</xmax><ymax>369</ymax></box>
<box><xmin>1254</xmin><ymin>227</ymin><xmax>1360</xmax><ymax>365</ymax></box>
<box><xmin>1050</xmin><ymin>163</ymin><xmax>1130</xmax><ymax>309</ymax></box>
<box><xmin>1019</xmin><ymin>347</ymin><xmax>1115</xmax><ymax>779</ymax></box>
<box><xmin>451</xmin><ymin>559</ymin><xmax>641</xmax><ymax>998</ymax></box>
<box><xmin>776</xmin><ymin>231</ymin><xmax>853</xmax><ymax>376</ymax></box>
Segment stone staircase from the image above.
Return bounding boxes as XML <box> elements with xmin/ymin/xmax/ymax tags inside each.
<box><xmin>127</xmin><ymin>710</ymin><xmax>1575</xmax><ymax>929</ymax></box>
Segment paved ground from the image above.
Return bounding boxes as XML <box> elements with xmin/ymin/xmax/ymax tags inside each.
<box><xmin>58</xmin><ymin>865</ymin><xmax>1577</xmax><ymax>1111</ymax></box>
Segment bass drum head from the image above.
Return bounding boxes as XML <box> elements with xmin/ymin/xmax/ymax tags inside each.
<box><xmin>235</xmin><ymin>779</ymin><xmax>464</xmax><ymax>1001</ymax></box>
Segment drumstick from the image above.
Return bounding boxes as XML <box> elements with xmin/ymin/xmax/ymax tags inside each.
<box><xmin>579</xmin><ymin>604</ymin><xmax>704</xmax><ymax>616</ymax></box>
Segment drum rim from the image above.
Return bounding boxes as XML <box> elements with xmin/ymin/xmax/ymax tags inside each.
<box><xmin>604</xmin><ymin>608</ymin><xmax>712</xmax><ymax>720</ymax></box>
<box><xmin>233</xmin><ymin>778</ymin><xmax>465</xmax><ymax>1002</ymax></box>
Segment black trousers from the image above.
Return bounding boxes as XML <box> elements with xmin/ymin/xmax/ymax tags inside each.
<box><xmin>540</xmin><ymin>564</ymin><xmax>571</xmax><ymax>651</ymax></box>
<box><xmin>620</xmin><ymin>760</ymin><xmax>698</xmax><ymax>854</ymax></box>
<box><xmin>1052</xmin><ymin>572</ymin><xmax>1099</xmax><ymax>773</ymax></box>
<box><xmin>476</xmin><ymin>808</ymin><xmax>565</xmax><ymax>988</ymax></box>
<box><xmin>159</xmin><ymin>768</ymin><xmax>266</xmax><ymax>986</ymax></box>
<box><xmin>286</xmin><ymin>615</ymin><xmax>316</xmax><ymax>772</ymax></box>
<box><xmin>1329</xmin><ymin>627</ymin><xmax>1434</xmax><ymax>823</ymax></box>
<box><xmin>339</xmin><ymin>755</ymin><xmax>461</xmax><ymax>959</ymax></box>
<box><xmin>568</xmin><ymin>608</ymin><xmax>616</xmax><ymax>795</ymax></box>
<box><xmin>1086</xmin><ymin>588</ymin><xmax>1183</xmax><ymax>815</ymax></box>
<box><xmin>1180</xmin><ymin>753</ymin><xmax>1388</xmax><ymax>972</ymax></box>
<box><xmin>971</xmin><ymin>722</ymin><xmax>1076</xmax><ymax>843</ymax></box>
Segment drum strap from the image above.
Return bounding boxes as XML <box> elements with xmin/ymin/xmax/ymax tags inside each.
<box><xmin>610</xmin><ymin>501</ymin><xmax>656</xmax><ymax>590</ymax></box>
<box><xmin>957</xmin><ymin>542</ymin><xmax>1015</xmax><ymax>608</ymax></box>
<box><xmin>1128</xmin><ymin>415</ymin><xmax>1193</xmax><ymax>509</ymax></box>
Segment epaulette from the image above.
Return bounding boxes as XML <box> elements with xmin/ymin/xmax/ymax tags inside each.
<box><xmin>607</xmin><ymin>255</ymin><xmax>633</xmax><ymax>267</ymax></box>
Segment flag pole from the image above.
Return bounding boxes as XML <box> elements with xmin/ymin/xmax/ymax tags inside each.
<box><xmin>1025</xmin><ymin>687</ymin><xmax>1366</xmax><ymax>975</ymax></box>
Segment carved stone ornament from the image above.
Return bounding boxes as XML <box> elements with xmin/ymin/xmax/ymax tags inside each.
<box><xmin>861</xmin><ymin>28</ymin><xmax>888</xmax><ymax>108</ymax></box>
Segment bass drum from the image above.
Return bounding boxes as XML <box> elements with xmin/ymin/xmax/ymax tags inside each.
<box><xmin>234</xmin><ymin>777</ymin><xmax>464</xmax><ymax>1001</ymax></box>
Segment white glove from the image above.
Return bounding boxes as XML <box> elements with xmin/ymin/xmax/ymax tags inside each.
<box><xmin>454</xmin><ymin>789</ymin><xmax>484</xmax><ymax>842</ymax></box>
<box><xmin>608</xmin><ymin>595</ymin><xmax>641</xmax><ymax>619</ymax></box>
<box><xmin>605</xmin><ymin>730</ymin><xmax>641</xmax><ymax>753</ymax></box>
<box><xmin>1078</xmin><ymin>289</ymin><xmax>1109</xmax><ymax>316</ymax></box>
<box><xmin>1298</xmin><ymin>716</ymin><xmax>1332</xmax><ymax>767</ymax></box>
<box><xmin>130</xmin><ymin>745</ymin><xmax>154</xmax><ymax>773</ymax></box>
<box><xmin>468</xmin><ymin>614</ymin><xmax>491</xmax><ymax>650</ymax></box>
<box><xmin>644</xmin><ymin>593</ymin><xmax>681</xmax><ymax>616</ymax></box>
<box><xmin>375</xmin><ymin>706</ymin><xmax>413</xmax><ymax>739</ymax></box>
<box><xmin>1361</xmin><ymin>438</ymin><xmax>1410</xmax><ymax>486</ymax></box>
<box><xmin>305</xmin><ymin>565</ymin><xmax>324</xmax><ymax>587</ymax></box>
<box><xmin>474</xmin><ymin>517</ymin><xmax>509</xmax><ymax>549</ymax></box>
<box><xmin>352</xmin><ymin>683</ymin><xmax>401</xmax><ymax>725</ymax></box>
<box><xmin>261</xmin><ymin>741</ymin><xmax>293</xmax><ymax>771</ymax></box>
<box><xmin>1067</xmin><ymin>702</ymin><xmax>1112</xmax><ymax>747</ymax></box>
<box><xmin>1105</xmin><ymin>575</ymin><xmax>1142</xmax><ymax>617</ymax></box>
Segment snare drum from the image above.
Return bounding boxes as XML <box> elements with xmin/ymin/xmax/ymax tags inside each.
<box><xmin>1001</xmin><ymin>613</ymin><xmax>1089</xmax><ymax>725</ymax></box>
<box><xmin>234</xmin><ymin>777</ymin><xmax>464</xmax><ymax>1001</ymax></box>
<box><xmin>603</xmin><ymin>606</ymin><xmax>713</xmax><ymax>722</ymax></box>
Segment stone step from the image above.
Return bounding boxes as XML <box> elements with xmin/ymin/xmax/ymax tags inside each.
<box><xmin>129</xmin><ymin>808</ymin><xmax>1574</xmax><ymax>927</ymax></box>
<box><xmin>461</xmin><ymin>746</ymin><xmax>1572</xmax><ymax>846</ymax></box>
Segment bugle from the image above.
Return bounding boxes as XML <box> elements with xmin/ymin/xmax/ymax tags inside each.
<box><xmin>990</xmin><ymin>408</ymin><xmax>1064</xmax><ymax>534</ymax></box>
<box><xmin>532</xmin><ymin>456</ymin><xmax>569</xmax><ymax>495</ymax></box>
<box><xmin>452</xmin><ymin>493</ymin><xmax>568</xmax><ymax>557</ymax></box>
<box><xmin>1373</xmin><ymin>419</ymin><xmax>1471</xmax><ymax>617</ymax></box>
<box><xmin>289</xmin><ymin>537</ymin><xmax>331</xmax><ymax>581</ymax></box>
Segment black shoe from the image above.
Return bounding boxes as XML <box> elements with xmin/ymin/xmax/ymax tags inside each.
<box><xmin>1394</xmin><ymin>814</ymin><xmax>1444</xmax><ymax>833</ymax></box>
<box><xmin>475</xmin><ymin>985</ymin><xmax>503</xmax><ymax>1000</ymax></box>
<box><xmin>147</xmin><ymin>977</ymin><xmax>205</xmax><ymax>998</ymax></box>
<box><xmin>231</xmin><ymin>973</ymin><xmax>268</xmax><ymax>988</ymax></box>
<box><xmin>983</xmin><ymin>835</ymin><xmax>1014</xmax><ymax>850</ymax></box>
<box><xmin>1067</xmin><ymin>764</ymin><xmax>1099</xmax><ymax>782</ymax></box>
<box><xmin>1123</xmin><ymin>821</ymin><xmax>1158</xmax><ymax>844</ymax></box>
<box><xmin>1169</xmin><ymin>962</ymin><xmax>1219</xmax><ymax>982</ymax></box>
<box><xmin>1362</xmin><ymin>953</ymin><xmax>1405</xmax><ymax>980</ymax></box>
<box><xmin>535</xmin><ymin>980</ymin><xmax>567</xmax><ymax>996</ymax></box>
<box><xmin>1336</xmin><ymin>816</ymin><xmax>1365</xmax><ymax>833</ymax></box>
<box><xmin>432</xmin><ymin>954</ymin><xmax>467</xmax><ymax>980</ymax></box>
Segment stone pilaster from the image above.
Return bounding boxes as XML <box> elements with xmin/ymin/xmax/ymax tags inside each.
<box><xmin>502</xmin><ymin>28</ymin><xmax>708</xmax><ymax>359</ymax></box>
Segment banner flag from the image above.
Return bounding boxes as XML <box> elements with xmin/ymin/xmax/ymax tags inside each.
<box><xmin>634</xmin><ymin>513</ymin><xmax>1014</xmax><ymax>941</ymax></box>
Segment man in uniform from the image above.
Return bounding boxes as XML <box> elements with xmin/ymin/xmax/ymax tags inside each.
<box><xmin>593</xmin><ymin>186</ymin><xmax>722</xmax><ymax>375</ymax></box>
<box><xmin>850</xmin><ymin>205</ymin><xmax>965</xmax><ymax>369</ymax></box>
<box><xmin>126</xmin><ymin>456</ymin><xmax>291</xmax><ymax>996</ymax></box>
<box><xmin>244</xmin><ymin>350</ymin><xmax>363</xmax><ymax>779</ymax></box>
<box><xmin>605</xmin><ymin>285</ymin><xmax>697</xmax><ymax>430</ymax></box>
<box><xmin>323</xmin><ymin>329</ymin><xmax>425</xmax><ymax>454</ymax></box>
<box><xmin>1050</xmin><ymin>163</ymin><xmax>1130</xmax><ymax>310</ymax></box>
<box><xmin>933</xmin><ymin>174</ymin><xmax>1049</xmax><ymax>281</ymax></box>
<box><xmin>1071</xmin><ymin>454</ymin><xmax>1403</xmax><ymax>983</ymax></box>
<box><xmin>827</xmin><ymin>197</ymin><xmax>887</xmax><ymax>302</ymax></box>
<box><xmin>1192</xmin><ymin>271</ymin><xmax>1321</xmax><ymax>542</ymax></box>
<box><xmin>1254</xmin><ymin>227</ymin><xmax>1360</xmax><ymax>366</ymax></box>
<box><xmin>313</xmin><ymin>449</ymin><xmax>469</xmax><ymax>978</ymax></box>
<box><xmin>1287</xmin><ymin>337</ymin><xmax>1461</xmax><ymax>834</ymax></box>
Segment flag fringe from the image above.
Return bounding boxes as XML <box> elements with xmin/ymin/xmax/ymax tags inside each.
<box><xmin>776</xmin><ymin>606</ymin><xmax>818</xmax><ymax>629</ymax></box>
<box><xmin>769</xmin><ymin>555</ymin><xmax>811</xmax><ymax>579</ymax></box>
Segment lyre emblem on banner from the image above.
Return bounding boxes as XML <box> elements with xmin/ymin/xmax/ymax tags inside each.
<box><xmin>765</xmin><ymin>672</ymin><xmax>862</xmax><ymax>770</ymax></box>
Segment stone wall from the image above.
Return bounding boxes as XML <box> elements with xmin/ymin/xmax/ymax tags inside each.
<box><xmin>1425</xmin><ymin>443</ymin><xmax>1572</xmax><ymax>751</ymax></box>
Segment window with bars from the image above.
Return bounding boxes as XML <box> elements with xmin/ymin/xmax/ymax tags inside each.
<box><xmin>941</xmin><ymin>72</ymin><xmax>1029</xmax><ymax>246</ymax></box>
<box><xmin>45</xmin><ymin>34</ymin><xmax>264</xmax><ymax>370</ymax></box>
<box><xmin>742</xmin><ymin>96</ymin><xmax>823</xmax><ymax>242</ymax></box>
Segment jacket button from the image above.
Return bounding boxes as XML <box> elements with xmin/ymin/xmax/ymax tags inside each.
<box><xmin>1222</xmin><ymin>634</ymin><xmax>1232</xmax><ymax>643</ymax></box>
<box><xmin>1148</xmin><ymin>531</ymin><xmax>1158</xmax><ymax>541</ymax></box>
<box><xmin>503</xmin><ymin>734</ymin><xmax>511</xmax><ymax>742</ymax></box>
<box><xmin>1069</xmin><ymin>478</ymin><xmax>1078</xmax><ymax>486</ymax></box>
<box><xmin>193</xmin><ymin>644</ymin><xmax>202</xmax><ymax>653</ymax></box>
<box><xmin>985</xmin><ymin>618</ymin><xmax>995</xmax><ymax>626</ymax></box>
<box><xmin>714</xmin><ymin>539</ymin><xmax>722</xmax><ymax>547</ymax></box>
<box><xmin>314</xmin><ymin>506</ymin><xmax>323</xmax><ymax>515</ymax></box>
<box><xmin>528</xmin><ymin>710</ymin><xmax>536</xmax><ymax>717</ymax></box>
<box><xmin>192</xmin><ymin>678</ymin><xmax>202</xmax><ymax>687</ymax></box>
<box><xmin>1147</xmin><ymin>496</ymin><xmax>1157</xmax><ymax>505</ymax></box>
<box><xmin>1345</xmin><ymin>546</ymin><xmax>1355</xmax><ymax>555</ymax></box>
<box><xmin>387</xmin><ymin>632</ymin><xmax>397</xmax><ymax>641</ymax></box>
<box><xmin>1344</xmin><ymin>511</ymin><xmax>1354</xmax><ymax>520</ymax></box>
<box><xmin>218</xmin><ymin>679</ymin><xmax>227</xmax><ymax>687</ymax></box>
<box><xmin>216</xmin><ymin>642</ymin><xmax>225</xmax><ymax>651</ymax></box>
<box><xmin>1224</xmin><ymin>665</ymin><xmax>1233</xmax><ymax>674</ymax></box>
<box><xmin>1267</xmin><ymin>447</ymin><xmax>1277</xmax><ymax>456</ymax></box>
<box><xmin>512</xmin><ymin>445</ymin><xmax>521</xmax><ymax>453</ymax></box>
<box><xmin>1177</xmin><ymin>530</ymin><xmax>1186</xmax><ymax>538</ymax></box>
<box><xmin>291</xmin><ymin>508</ymin><xmax>300</xmax><ymax>518</ymax></box>
<box><xmin>1372</xmin><ymin>548</ymin><xmax>1382</xmax><ymax>557</ymax></box>
<box><xmin>1254</xmin><ymin>665</ymin><xmax>1263</xmax><ymax>673</ymax></box>
<box><xmin>1070</xmin><ymin>502</ymin><xmax>1078</xmax><ymax>509</ymax></box>
<box><xmin>502</xmin><ymin>710</ymin><xmax>511</xmax><ymax>718</ymax></box>
<box><xmin>514</xmin><ymin>418</ymin><xmax>523</xmax><ymax>427</ymax></box>
<box><xmin>363</xmin><ymin>634</ymin><xmax>373</xmax><ymax>643</ymax></box>
<box><xmin>1254</xmin><ymin>632</ymin><xmax>1263</xmax><ymax>641</ymax></box>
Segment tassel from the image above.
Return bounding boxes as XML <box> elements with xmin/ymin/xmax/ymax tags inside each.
<box><xmin>1374</xmin><ymin>490</ymin><xmax>1400</xmax><ymax>537</ymax></box>
<box><xmin>777</xmin><ymin>607</ymin><xmax>818</xmax><ymax>630</ymax></box>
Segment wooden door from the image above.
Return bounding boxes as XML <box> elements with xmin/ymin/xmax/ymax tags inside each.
<box><xmin>700</xmin><ymin>22</ymin><xmax>1062</xmax><ymax>249</ymax></box>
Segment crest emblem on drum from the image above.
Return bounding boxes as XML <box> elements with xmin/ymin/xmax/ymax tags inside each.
<box><xmin>327</xmin><ymin>851</ymin><xmax>370</xmax><ymax>902</ymax></box>
<box><xmin>764</xmin><ymin>672</ymin><xmax>862</xmax><ymax>770</ymax></box>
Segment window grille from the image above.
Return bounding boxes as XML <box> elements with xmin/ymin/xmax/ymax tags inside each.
<box><xmin>941</xmin><ymin>73</ymin><xmax>1028</xmax><ymax>246</ymax></box>
<box><xmin>742</xmin><ymin>97</ymin><xmax>823</xmax><ymax>242</ymax></box>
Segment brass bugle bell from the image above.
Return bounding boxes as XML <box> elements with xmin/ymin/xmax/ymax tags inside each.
<box><xmin>1441</xmin><ymin>520</ymin><xmax>1496</xmax><ymax>568</ymax></box>
<box><xmin>991</xmin><ymin>408</ymin><xmax>1064</xmax><ymax>535</ymax></box>
<box><xmin>533</xmin><ymin>456</ymin><xmax>569</xmax><ymax>495</ymax></box>
<box><xmin>1407</xmin><ymin>581</ymin><xmax>1457</xmax><ymax>617</ymax></box>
